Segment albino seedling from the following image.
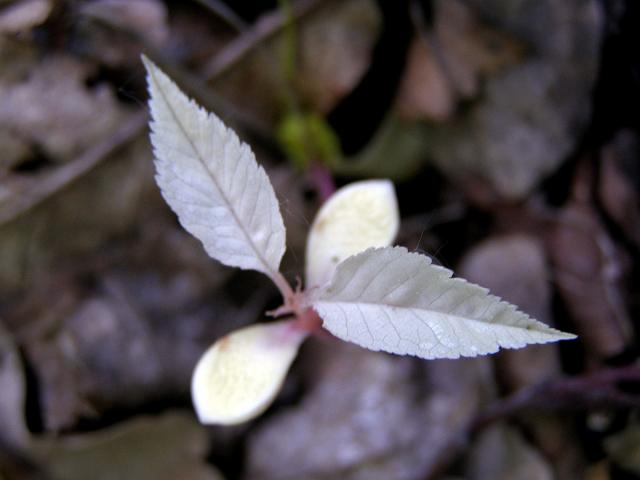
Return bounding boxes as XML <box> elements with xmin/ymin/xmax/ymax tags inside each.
<box><xmin>142</xmin><ymin>57</ymin><xmax>576</xmax><ymax>426</ymax></box>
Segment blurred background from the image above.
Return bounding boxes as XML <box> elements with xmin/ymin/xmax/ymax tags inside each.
<box><xmin>0</xmin><ymin>0</ymin><xmax>639</xmax><ymax>479</ymax></box>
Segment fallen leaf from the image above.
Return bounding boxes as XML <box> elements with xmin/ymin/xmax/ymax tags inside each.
<box><xmin>79</xmin><ymin>0</ymin><xmax>168</xmax><ymax>46</ymax></box>
<box><xmin>31</xmin><ymin>412</ymin><xmax>224</xmax><ymax>480</ymax></box>
<box><xmin>0</xmin><ymin>0</ymin><xmax>52</xmax><ymax>35</ymax></box>
<box><xmin>295</xmin><ymin>0</ymin><xmax>381</xmax><ymax>113</ymax></box>
<box><xmin>599</xmin><ymin>130</ymin><xmax>640</xmax><ymax>248</ymax></box>
<box><xmin>547</xmin><ymin>165</ymin><xmax>633</xmax><ymax>360</ymax></box>
<box><xmin>19</xmin><ymin>259</ymin><xmax>256</xmax><ymax>431</ymax></box>
<box><xmin>459</xmin><ymin>234</ymin><xmax>561</xmax><ymax>389</ymax></box>
<box><xmin>395</xmin><ymin>0</ymin><xmax>523</xmax><ymax>122</ymax></box>
<box><xmin>422</xmin><ymin>0</ymin><xmax>603</xmax><ymax>199</ymax></box>
<box><xmin>605</xmin><ymin>421</ymin><xmax>640</xmax><ymax>475</ymax></box>
<box><xmin>0</xmin><ymin>55</ymin><xmax>127</xmax><ymax>162</ymax></box>
<box><xmin>395</xmin><ymin>35</ymin><xmax>455</xmax><ymax>122</ymax></box>
<box><xmin>247</xmin><ymin>341</ymin><xmax>494</xmax><ymax>479</ymax></box>
<box><xmin>0</xmin><ymin>321</ymin><xmax>28</xmax><ymax>449</ymax></box>
<box><xmin>466</xmin><ymin>424</ymin><xmax>554</xmax><ymax>480</ymax></box>
<box><xmin>212</xmin><ymin>0</ymin><xmax>380</xmax><ymax>126</ymax></box>
<box><xmin>432</xmin><ymin>0</ymin><xmax>524</xmax><ymax>98</ymax></box>
<box><xmin>0</xmin><ymin>137</ymin><xmax>150</xmax><ymax>295</ymax></box>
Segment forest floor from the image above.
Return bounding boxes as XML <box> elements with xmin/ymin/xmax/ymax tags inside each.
<box><xmin>0</xmin><ymin>0</ymin><xmax>639</xmax><ymax>479</ymax></box>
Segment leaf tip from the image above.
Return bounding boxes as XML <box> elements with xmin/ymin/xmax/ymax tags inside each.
<box><xmin>140</xmin><ymin>53</ymin><xmax>151</xmax><ymax>68</ymax></box>
<box><xmin>549</xmin><ymin>329</ymin><xmax>578</xmax><ymax>341</ymax></box>
<box><xmin>140</xmin><ymin>54</ymin><xmax>158</xmax><ymax>84</ymax></box>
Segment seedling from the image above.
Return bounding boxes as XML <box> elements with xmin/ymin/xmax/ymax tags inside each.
<box><xmin>142</xmin><ymin>57</ymin><xmax>575</xmax><ymax>426</ymax></box>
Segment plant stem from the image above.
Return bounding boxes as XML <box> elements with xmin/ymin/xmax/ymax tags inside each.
<box><xmin>309</xmin><ymin>163</ymin><xmax>336</xmax><ymax>201</ymax></box>
<box><xmin>271</xmin><ymin>271</ymin><xmax>296</xmax><ymax>306</ymax></box>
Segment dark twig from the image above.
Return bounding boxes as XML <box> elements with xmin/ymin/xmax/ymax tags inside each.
<box><xmin>1</xmin><ymin>1</ymin><xmax>322</xmax><ymax>224</ymax></box>
<box><xmin>202</xmin><ymin>0</ymin><xmax>324</xmax><ymax>80</ymax></box>
<box><xmin>81</xmin><ymin>13</ymin><xmax>272</xmax><ymax>138</ymax></box>
<box><xmin>192</xmin><ymin>0</ymin><xmax>248</xmax><ymax>32</ymax></box>
<box><xmin>408</xmin><ymin>0</ymin><xmax>473</xmax><ymax>98</ymax></box>
<box><xmin>0</xmin><ymin>112</ymin><xmax>147</xmax><ymax>226</ymax></box>
<box><xmin>473</xmin><ymin>365</ymin><xmax>640</xmax><ymax>431</ymax></box>
<box><xmin>144</xmin><ymin>46</ymin><xmax>273</xmax><ymax>138</ymax></box>
<box><xmin>417</xmin><ymin>365</ymin><xmax>640</xmax><ymax>479</ymax></box>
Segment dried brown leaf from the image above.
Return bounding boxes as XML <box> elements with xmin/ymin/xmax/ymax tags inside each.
<box><xmin>395</xmin><ymin>35</ymin><xmax>455</xmax><ymax>122</ymax></box>
<box><xmin>31</xmin><ymin>412</ymin><xmax>224</xmax><ymax>480</ymax></box>
<box><xmin>547</xmin><ymin>167</ymin><xmax>632</xmax><ymax>359</ymax></box>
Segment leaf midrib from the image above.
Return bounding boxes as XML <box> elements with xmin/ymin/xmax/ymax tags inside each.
<box><xmin>314</xmin><ymin>299</ymin><xmax>569</xmax><ymax>337</ymax></box>
<box><xmin>149</xmin><ymin>66</ymin><xmax>278</xmax><ymax>278</ymax></box>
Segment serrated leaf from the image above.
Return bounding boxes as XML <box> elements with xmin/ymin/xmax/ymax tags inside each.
<box><xmin>191</xmin><ymin>320</ymin><xmax>306</xmax><ymax>425</ymax></box>
<box><xmin>313</xmin><ymin>247</ymin><xmax>575</xmax><ymax>359</ymax></box>
<box><xmin>305</xmin><ymin>180</ymin><xmax>399</xmax><ymax>289</ymax></box>
<box><xmin>143</xmin><ymin>57</ymin><xmax>286</xmax><ymax>281</ymax></box>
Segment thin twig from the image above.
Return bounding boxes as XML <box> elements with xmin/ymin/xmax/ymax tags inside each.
<box><xmin>0</xmin><ymin>112</ymin><xmax>147</xmax><ymax>226</ymax></box>
<box><xmin>474</xmin><ymin>365</ymin><xmax>640</xmax><ymax>431</ymax></box>
<box><xmin>82</xmin><ymin>12</ymin><xmax>273</xmax><ymax>138</ymax></box>
<box><xmin>0</xmin><ymin>0</ymin><xmax>322</xmax><ymax>225</ymax></box>
<box><xmin>417</xmin><ymin>365</ymin><xmax>640</xmax><ymax>479</ymax></box>
<box><xmin>145</xmin><ymin>45</ymin><xmax>273</xmax><ymax>138</ymax></box>
<box><xmin>408</xmin><ymin>0</ymin><xmax>468</xmax><ymax>98</ymax></box>
<box><xmin>192</xmin><ymin>0</ymin><xmax>248</xmax><ymax>32</ymax></box>
<box><xmin>203</xmin><ymin>0</ymin><xmax>324</xmax><ymax>80</ymax></box>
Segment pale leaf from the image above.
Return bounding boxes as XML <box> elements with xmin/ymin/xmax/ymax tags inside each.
<box><xmin>191</xmin><ymin>320</ymin><xmax>306</xmax><ymax>425</ymax></box>
<box><xmin>313</xmin><ymin>247</ymin><xmax>575</xmax><ymax>359</ymax></box>
<box><xmin>305</xmin><ymin>180</ymin><xmax>399</xmax><ymax>289</ymax></box>
<box><xmin>143</xmin><ymin>57</ymin><xmax>286</xmax><ymax>280</ymax></box>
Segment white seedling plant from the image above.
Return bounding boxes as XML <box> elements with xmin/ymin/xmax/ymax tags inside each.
<box><xmin>142</xmin><ymin>57</ymin><xmax>576</xmax><ymax>426</ymax></box>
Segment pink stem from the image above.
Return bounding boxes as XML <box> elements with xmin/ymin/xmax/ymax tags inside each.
<box><xmin>309</xmin><ymin>163</ymin><xmax>336</xmax><ymax>201</ymax></box>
